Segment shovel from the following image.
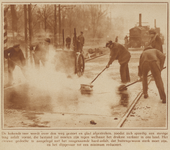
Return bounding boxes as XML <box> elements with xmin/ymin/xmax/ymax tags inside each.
<box><xmin>119</xmin><ymin>66</ymin><xmax>166</xmax><ymax>91</ymax></box>
<box><xmin>80</xmin><ymin>67</ymin><xmax>107</xmax><ymax>94</ymax></box>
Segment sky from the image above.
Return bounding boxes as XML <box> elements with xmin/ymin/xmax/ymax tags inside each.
<box><xmin>108</xmin><ymin>3</ymin><xmax>167</xmax><ymax>37</ymax></box>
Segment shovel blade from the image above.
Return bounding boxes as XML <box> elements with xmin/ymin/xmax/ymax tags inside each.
<box><xmin>80</xmin><ymin>84</ymin><xmax>93</xmax><ymax>94</ymax></box>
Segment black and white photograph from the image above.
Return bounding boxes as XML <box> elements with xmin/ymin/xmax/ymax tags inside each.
<box><xmin>2</xmin><ymin>1</ymin><xmax>168</xmax><ymax>128</ymax></box>
<box><xmin>1</xmin><ymin>0</ymin><xmax>170</xmax><ymax>149</ymax></box>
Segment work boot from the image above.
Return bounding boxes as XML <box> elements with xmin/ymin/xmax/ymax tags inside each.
<box><xmin>144</xmin><ymin>94</ymin><xmax>148</xmax><ymax>99</ymax></box>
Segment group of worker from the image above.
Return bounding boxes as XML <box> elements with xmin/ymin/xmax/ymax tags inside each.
<box><xmin>4</xmin><ymin>31</ymin><xmax>85</xmax><ymax>86</ymax></box>
<box><xmin>4</xmin><ymin>38</ymin><xmax>51</xmax><ymax>86</ymax></box>
<box><xmin>4</xmin><ymin>28</ymin><xmax>166</xmax><ymax>103</ymax></box>
<box><xmin>66</xmin><ymin>31</ymin><xmax>85</xmax><ymax>53</ymax></box>
<box><xmin>106</xmin><ymin>28</ymin><xmax>166</xmax><ymax>103</ymax></box>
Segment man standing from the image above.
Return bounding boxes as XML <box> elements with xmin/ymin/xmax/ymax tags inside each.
<box><xmin>4</xmin><ymin>44</ymin><xmax>26</xmax><ymax>85</ymax></box>
<box><xmin>31</xmin><ymin>38</ymin><xmax>50</xmax><ymax>69</ymax></box>
<box><xmin>106</xmin><ymin>41</ymin><xmax>131</xmax><ymax>83</ymax></box>
<box><xmin>148</xmin><ymin>29</ymin><xmax>163</xmax><ymax>53</ymax></box>
<box><xmin>138</xmin><ymin>47</ymin><xmax>166</xmax><ymax>103</ymax></box>
<box><xmin>77</xmin><ymin>31</ymin><xmax>85</xmax><ymax>53</ymax></box>
<box><xmin>66</xmin><ymin>35</ymin><xmax>71</xmax><ymax>49</ymax></box>
<box><xmin>124</xmin><ymin>35</ymin><xmax>129</xmax><ymax>49</ymax></box>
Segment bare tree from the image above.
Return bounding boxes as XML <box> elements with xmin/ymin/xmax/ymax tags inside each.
<box><xmin>36</xmin><ymin>4</ymin><xmax>54</xmax><ymax>32</ymax></box>
<box><xmin>88</xmin><ymin>5</ymin><xmax>108</xmax><ymax>38</ymax></box>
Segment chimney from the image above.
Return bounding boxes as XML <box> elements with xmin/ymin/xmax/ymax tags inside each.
<box><xmin>154</xmin><ymin>19</ymin><xmax>156</xmax><ymax>28</ymax></box>
<box><xmin>139</xmin><ymin>14</ymin><xmax>142</xmax><ymax>27</ymax></box>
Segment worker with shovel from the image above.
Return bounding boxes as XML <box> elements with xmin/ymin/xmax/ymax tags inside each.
<box><xmin>31</xmin><ymin>38</ymin><xmax>50</xmax><ymax>69</ymax></box>
<box><xmin>4</xmin><ymin>44</ymin><xmax>26</xmax><ymax>86</ymax></box>
<box><xmin>106</xmin><ymin>41</ymin><xmax>131</xmax><ymax>83</ymax></box>
<box><xmin>77</xmin><ymin>31</ymin><xmax>85</xmax><ymax>53</ymax></box>
<box><xmin>138</xmin><ymin>46</ymin><xmax>166</xmax><ymax>103</ymax></box>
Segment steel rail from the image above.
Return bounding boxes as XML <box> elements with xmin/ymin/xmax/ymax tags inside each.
<box><xmin>117</xmin><ymin>77</ymin><xmax>152</xmax><ymax>128</ymax></box>
<box><xmin>85</xmin><ymin>53</ymin><xmax>107</xmax><ymax>62</ymax></box>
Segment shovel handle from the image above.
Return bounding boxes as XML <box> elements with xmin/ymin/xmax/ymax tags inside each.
<box><xmin>124</xmin><ymin>66</ymin><xmax>166</xmax><ymax>88</ymax></box>
<box><xmin>124</xmin><ymin>80</ymin><xmax>139</xmax><ymax>88</ymax></box>
<box><xmin>90</xmin><ymin>67</ymin><xmax>107</xmax><ymax>84</ymax></box>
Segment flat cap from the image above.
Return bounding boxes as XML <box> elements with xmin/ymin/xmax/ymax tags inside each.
<box><xmin>106</xmin><ymin>40</ymin><xmax>113</xmax><ymax>47</ymax></box>
<box><xmin>13</xmin><ymin>44</ymin><xmax>20</xmax><ymax>48</ymax></box>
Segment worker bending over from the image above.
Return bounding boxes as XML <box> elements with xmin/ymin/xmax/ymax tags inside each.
<box><xmin>106</xmin><ymin>41</ymin><xmax>131</xmax><ymax>83</ymax></box>
<box><xmin>4</xmin><ymin>44</ymin><xmax>26</xmax><ymax>85</ymax></box>
<box><xmin>138</xmin><ymin>46</ymin><xmax>166</xmax><ymax>103</ymax></box>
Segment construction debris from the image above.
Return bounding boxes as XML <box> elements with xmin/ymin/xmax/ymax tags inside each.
<box><xmin>90</xmin><ymin>120</ymin><xmax>97</xmax><ymax>125</ymax></box>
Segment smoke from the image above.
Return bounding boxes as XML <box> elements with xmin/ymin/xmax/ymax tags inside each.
<box><xmin>9</xmin><ymin>44</ymin><xmax>121</xmax><ymax>116</ymax></box>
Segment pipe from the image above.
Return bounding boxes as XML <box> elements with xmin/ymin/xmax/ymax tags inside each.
<box><xmin>154</xmin><ymin>19</ymin><xmax>156</xmax><ymax>28</ymax></box>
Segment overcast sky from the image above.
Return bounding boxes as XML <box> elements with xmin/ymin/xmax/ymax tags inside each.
<box><xmin>108</xmin><ymin>3</ymin><xmax>167</xmax><ymax>37</ymax></box>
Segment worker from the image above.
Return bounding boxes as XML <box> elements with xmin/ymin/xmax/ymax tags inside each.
<box><xmin>31</xmin><ymin>38</ymin><xmax>50</xmax><ymax>69</ymax></box>
<box><xmin>77</xmin><ymin>31</ymin><xmax>85</xmax><ymax>53</ymax></box>
<box><xmin>138</xmin><ymin>46</ymin><xmax>166</xmax><ymax>103</ymax></box>
<box><xmin>115</xmin><ymin>36</ymin><xmax>118</xmax><ymax>42</ymax></box>
<box><xmin>148</xmin><ymin>29</ymin><xmax>163</xmax><ymax>53</ymax></box>
<box><xmin>66</xmin><ymin>35</ymin><xmax>71</xmax><ymax>49</ymax></box>
<box><xmin>4</xmin><ymin>44</ymin><xmax>26</xmax><ymax>85</ymax></box>
<box><xmin>106</xmin><ymin>41</ymin><xmax>131</xmax><ymax>83</ymax></box>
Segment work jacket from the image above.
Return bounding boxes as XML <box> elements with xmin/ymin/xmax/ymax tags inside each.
<box><xmin>66</xmin><ymin>37</ymin><xmax>71</xmax><ymax>43</ymax></box>
<box><xmin>138</xmin><ymin>48</ymin><xmax>165</xmax><ymax>76</ymax></box>
<box><xmin>108</xmin><ymin>42</ymin><xmax>131</xmax><ymax>65</ymax></box>
<box><xmin>31</xmin><ymin>43</ymin><xmax>49</xmax><ymax>60</ymax></box>
<box><xmin>4</xmin><ymin>47</ymin><xmax>26</xmax><ymax>66</ymax></box>
<box><xmin>77</xmin><ymin>35</ymin><xmax>85</xmax><ymax>45</ymax></box>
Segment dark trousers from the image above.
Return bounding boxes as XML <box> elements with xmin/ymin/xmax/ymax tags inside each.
<box><xmin>33</xmin><ymin>52</ymin><xmax>46</xmax><ymax>69</ymax></box>
<box><xmin>142</xmin><ymin>61</ymin><xmax>166</xmax><ymax>101</ymax></box>
<box><xmin>78</xmin><ymin>43</ymin><xmax>83</xmax><ymax>53</ymax></box>
<box><xmin>8</xmin><ymin>59</ymin><xmax>26</xmax><ymax>84</ymax></box>
<box><xmin>120</xmin><ymin>61</ymin><xmax>130</xmax><ymax>83</ymax></box>
<box><xmin>66</xmin><ymin>42</ymin><xmax>71</xmax><ymax>49</ymax></box>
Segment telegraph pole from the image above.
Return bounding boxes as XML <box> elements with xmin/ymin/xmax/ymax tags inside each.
<box><xmin>24</xmin><ymin>5</ymin><xmax>28</xmax><ymax>65</ymax></box>
<box><xmin>54</xmin><ymin>5</ymin><xmax>56</xmax><ymax>46</ymax></box>
<box><xmin>58</xmin><ymin>4</ymin><xmax>75</xmax><ymax>48</ymax></box>
<box><xmin>28</xmin><ymin>4</ymin><xmax>33</xmax><ymax>65</ymax></box>
<box><xmin>59</xmin><ymin>4</ymin><xmax>61</xmax><ymax>47</ymax></box>
<box><xmin>4</xmin><ymin>6</ymin><xmax>9</xmax><ymax>50</ymax></box>
<box><xmin>62</xmin><ymin>29</ymin><xmax>64</xmax><ymax>50</ymax></box>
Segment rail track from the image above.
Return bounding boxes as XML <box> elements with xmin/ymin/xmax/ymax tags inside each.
<box><xmin>3</xmin><ymin>51</ymin><xmax>156</xmax><ymax>128</ymax></box>
<box><xmin>117</xmin><ymin>78</ymin><xmax>152</xmax><ymax>127</ymax></box>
